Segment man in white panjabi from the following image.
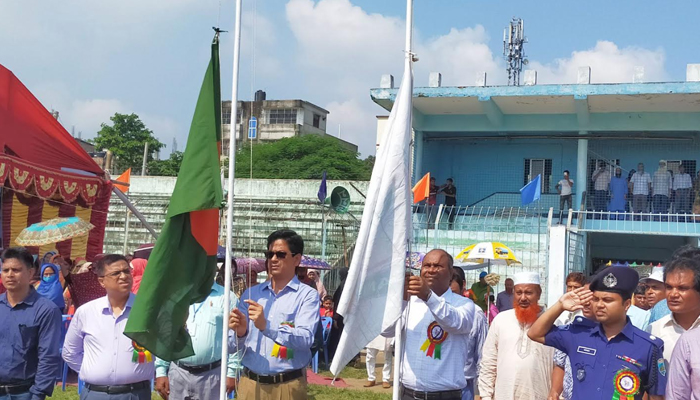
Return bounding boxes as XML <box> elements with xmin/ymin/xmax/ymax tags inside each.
<box><xmin>364</xmin><ymin>335</ymin><xmax>393</xmax><ymax>388</ymax></box>
<box><xmin>478</xmin><ymin>271</ymin><xmax>553</xmax><ymax>400</ymax></box>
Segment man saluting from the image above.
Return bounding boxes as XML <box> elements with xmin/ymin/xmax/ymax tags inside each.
<box><xmin>529</xmin><ymin>266</ymin><xmax>667</xmax><ymax>400</ymax></box>
<box><xmin>228</xmin><ymin>230</ymin><xmax>320</xmax><ymax>400</ymax></box>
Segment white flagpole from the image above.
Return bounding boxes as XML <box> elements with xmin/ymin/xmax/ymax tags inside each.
<box><xmin>220</xmin><ymin>0</ymin><xmax>243</xmax><ymax>398</ymax></box>
<box><xmin>393</xmin><ymin>0</ymin><xmax>413</xmax><ymax>399</ymax></box>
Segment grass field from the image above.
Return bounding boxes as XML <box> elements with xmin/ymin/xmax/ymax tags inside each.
<box><xmin>49</xmin><ymin>384</ymin><xmax>392</xmax><ymax>400</ymax></box>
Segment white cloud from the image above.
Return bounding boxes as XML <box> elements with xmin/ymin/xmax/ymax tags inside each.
<box><xmin>285</xmin><ymin>0</ymin><xmax>503</xmax><ymax>155</ymax></box>
<box><xmin>324</xmin><ymin>98</ymin><xmax>377</xmax><ymax>155</ymax></box>
<box><xmin>530</xmin><ymin>41</ymin><xmax>667</xmax><ymax>84</ymax></box>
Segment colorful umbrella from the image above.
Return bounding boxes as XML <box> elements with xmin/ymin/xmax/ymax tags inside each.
<box><xmin>236</xmin><ymin>258</ymin><xmax>267</xmax><ymax>274</ymax></box>
<box><xmin>300</xmin><ymin>255</ymin><xmax>331</xmax><ymax>270</ymax></box>
<box><xmin>133</xmin><ymin>243</ymin><xmax>155</xmax><ymax>260</ymax></box>
<box><xmin>15</xmin><ymin>217</ymin><xmax>94</xmax><ymax>247</ymax></box>
<box><xmin>406</xmin><ymin>252</ymin><xmax>425</xmax><ymax>270</ymax></box>
<box><xmin>455</xmin><ymin>242</ymin><xmax>522</xmax><ymax>266</ymax></box>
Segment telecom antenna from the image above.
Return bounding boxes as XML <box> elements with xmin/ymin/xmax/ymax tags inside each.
<box><xmin>172</xmin><ymin>137</ymin><xmax>178</xmax><ymax>154</ymax></box>
<box><xmin>503</xmin><ymin>18</ymin><xmax>528</xmax><ymax>86</ymax></box>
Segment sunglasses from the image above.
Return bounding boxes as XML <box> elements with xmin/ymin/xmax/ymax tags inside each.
<box><xmin>264</xmin><ymin>251</ymin><xmax>298</xmax><ymax>260</ymax></box>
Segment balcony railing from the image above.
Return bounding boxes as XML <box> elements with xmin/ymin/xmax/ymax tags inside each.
<box><xmin>568</xmin><ymin>210</ymin><xmax>700</xmax><ymax>236</ymax></box>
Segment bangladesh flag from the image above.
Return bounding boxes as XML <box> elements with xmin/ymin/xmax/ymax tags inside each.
<box><xmin>124</xmin><ymin>34</ymin><xmax>224</xmax><ymax>361</ymax></box>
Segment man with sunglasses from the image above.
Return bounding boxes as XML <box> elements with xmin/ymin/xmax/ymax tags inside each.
<box><xmin>63</xmin><ymin>254</ymin><xmax>155</xmax><ymax>400</ymax></box>
<box><xmin>229</xmin><ymin>230</ymin><xmax>320</xmax><ymax>400</ymax></box>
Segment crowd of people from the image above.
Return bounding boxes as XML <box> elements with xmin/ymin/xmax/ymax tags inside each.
<box><xmin>4</xmin><ymin>233</ymin><xmax>700</xmax><ymax>399</ymax></box>
<box><xmin>586</xmin><ymin>160</ymin><xmax>700</xmax><ymax>218</ymax></box>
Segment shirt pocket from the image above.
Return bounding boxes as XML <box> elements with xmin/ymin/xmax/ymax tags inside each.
<box><xmin>18</xmin><ymin>324</ymin><xmax>39</xmax><ymax>350</ymax></box>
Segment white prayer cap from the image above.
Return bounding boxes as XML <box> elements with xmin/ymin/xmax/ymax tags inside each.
<box><xmin>513</xmin><ymin>271</ymin><xmax>541</xmax><ymax>286</ymax></box>
<box><xmin>640</xmin><ymin>266</ymin><xmax>664</xmax><ymax>284</ymax></box>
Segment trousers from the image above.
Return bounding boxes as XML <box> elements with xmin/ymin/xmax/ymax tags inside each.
<box><xmin>237</xmin><ymin>376</ymin><xmax>307</xmax><ymax>400</ymax></box>
<box><xmin>168</xmin><ymin>362</ymin><xmax>222</xmax><ymax>400</ymax></box>
<box><xmin>366</xmin><ymin>348</ymin><xmax>393</xmax><ymax>383</ymax></box>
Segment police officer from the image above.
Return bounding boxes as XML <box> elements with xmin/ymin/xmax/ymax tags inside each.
<box><xmin>528</xmin><ymin>266</ymin><xmax>667</xmax><ymax>400</ymax></box>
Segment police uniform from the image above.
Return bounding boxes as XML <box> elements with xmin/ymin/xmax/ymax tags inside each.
<box><xmin>544</xmin><ymin>267</ymin><xmax>667</xmax><ymax>400</ymax></box>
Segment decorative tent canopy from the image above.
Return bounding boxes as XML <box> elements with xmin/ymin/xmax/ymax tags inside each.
<box><xmin>0</xmin><ymin>64</ymin><xmax>111</xmax><ymax>260</ymax></box>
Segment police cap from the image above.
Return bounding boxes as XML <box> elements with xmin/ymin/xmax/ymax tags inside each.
<box><xmin>589</xmin><ymin>266</ymin><xmax>639</xmax><ymax>297</ymax></box>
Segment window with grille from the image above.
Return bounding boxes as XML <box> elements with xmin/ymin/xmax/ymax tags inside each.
<box><xmin>268</xmin><ymin>109</ymin><xmax>297</xmax><ymax>124</ymax></box>
<box><xmin>222</xmin><ymin>108</ymin><xmax>241</xmax><ymax>125</ymax></box>
<box><xmin>523</xmin><ymin>159</ymin><xmax>552</xmax><ymax>193</ymax></box>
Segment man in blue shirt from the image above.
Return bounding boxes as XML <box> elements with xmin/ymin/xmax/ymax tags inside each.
<box><xmin>229</xmin><ymin>230</ymin><xmax>319</xmax><ymax>400</ymax></box>
<box><xmin>529</xmin><ymin>266</ymin><xmax>666</xmax><ymax>400</ymax></box>
<box><xmin>0</xmin><ymin>247</ymin><xmax>62</xmax><ymax>400</ymax></box>
<box><xmin>154</xmin><ymin>281</ymin><xmax>241</xmax><ymax>400</ymax></box>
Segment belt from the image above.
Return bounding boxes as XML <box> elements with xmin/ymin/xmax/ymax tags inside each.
<box><xmin>0</xmin><ymin>382</ymin><xmax>32</xmax><ymax>395</ymax></box>
<box><xmin>176</xmin><ymin>359</ymin><xmax>222</xmax><ymax>374</ymax></box>
<box><xmin>400</xmin><ymin>385</ymin><xmax>463</xmax><ymax>400</ymax></box>
<box><xmin>243</xmin><ymin>368</ymin><xmax>303</xmax><ymax>385</ymax></box>
<box><xmin>84</xmin><ymin>380</ymin><xmax>151</xmax><ymax>394</ymax></box>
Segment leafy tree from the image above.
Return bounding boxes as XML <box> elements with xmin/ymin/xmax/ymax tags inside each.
<box><xmin>92</xmin><ymin>113</ymin><xmax>164</xmax><ymax>172</ymax></box>
<box><xmin>363</xmin><ymin>155</ymin><xmax>376</xmax><ymax>173</ymax></box>
<box><xmin>148</xmin><ymin>151</ymin><xmax>184</xmax><ymax>176</ymax></box>
<box><xmin>229</xmin><ymin>135</ymin><xmax>371</xmax><ymax>180</ymax></box>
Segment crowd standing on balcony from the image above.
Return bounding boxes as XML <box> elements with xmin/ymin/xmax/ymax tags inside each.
<box><xmin>590</xmin><ymin>160</ymin><xmax>700</xmax><ymax>218</ymax></box>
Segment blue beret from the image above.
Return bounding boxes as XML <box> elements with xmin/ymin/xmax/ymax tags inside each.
<box><xmin>479</xmin><ymin>271</ymin><xmax>487</xmax><ymax>278</ymax></box>
<box><xmin>590</xmin><ymin>266</ymin><xmax>639</xmax><ymax>296</ymax></box>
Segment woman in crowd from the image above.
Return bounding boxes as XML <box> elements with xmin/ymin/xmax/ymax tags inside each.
<box><xmin>36</xmin><ymin>263</ymin><xmax>66</xmax><ymax>312</ymax></box>
<box><xmin>307</xmin><ymin>269</ymin><xmax>327</xmax><ymax>299</ymax></box>
<box><xmin>131</xmin><ymin>258</ymin><xmax>147</xmax><ymax>294</ymax></box>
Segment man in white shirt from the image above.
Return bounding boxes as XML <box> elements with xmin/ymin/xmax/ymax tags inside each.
<box><xmin>464</xmin><ymin>309</ymin><xmax>488</xmax><ymax>400</ymax></box>
<box><xmin>649</xmin><ymin>256</ymin><xmax>700</xmax><ymax>361</ymax></box>
<box><xmin>478</xmin><ymin>271</ymin><xmax>553</xmax><ymax>400</ymax></box>
<box><xmin>673</xmin><ymin>164</ymin><xmax>693</xmax><ymax>214</ymax></box>
<box><xmin>630</xmin><ymin>163</ymin><xmax>652</xmax><ymax>215</ymax></box>
<box><xmin>392</xmin><ymin>249</ymin><xmax>476</xmax><ymax>400</ymax></box>
<box><xmin>556</xmin><ymin>170</ymin><xmax>574</xmax><ymax>223</ymax></box>
<box><xmin>592</xmin><ymin>161</ymin><xmax>611</xmax><ymax>212</ymax></box>
<box><xmin>652</xmin><ymin>160</ymin><xmax>673</xmax><ymax>214</ymax></box>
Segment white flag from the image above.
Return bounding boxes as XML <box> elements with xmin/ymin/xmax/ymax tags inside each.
<box><xmin>330</xmin><ymin>61</ymin><xmax>413</xmax><ymax>377</ymax></box>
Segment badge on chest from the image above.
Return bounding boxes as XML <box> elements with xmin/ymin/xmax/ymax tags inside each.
<box><xmin>419</xmin><ymin>321</ymin><xmax>448</xmax><ymax>360</ymax></box>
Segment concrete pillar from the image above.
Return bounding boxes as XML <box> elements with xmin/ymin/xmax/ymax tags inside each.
<box><xmin>476</xmin><ymin>72</ymin><xmax>487</xmax><ymax>87</ymax></box>
<box><xmin>576</xmin><ymin>131</ymin><xmax>588</xmax><ymax>210</ymax></box>
<box><xmin>524</xmin><ymin>70</ymin><xmax>537</xmax><ymax>85</ymax></box>
<box><xmin>414</xmin><ymin>130</ymin><xmax>424</xmax><ymax>183</ymax></box>
<box><xmin>380</xmin><ymin>75</ymin><xmax>394</xmax><ymax>89</ymax></box>
<box><xmin>686</xmin><ymin>64</ymin><xmax>700</xmax><ymax>82</ymax></box>
<box><xmin>429</xmin><ymin>72</ymin><xmax>442</xmax><ymax>88</ymax></box>
<box><xmin>547</xmin><ymin>225</ymin><xmax>568</xmax><ymax>307</ymax></box>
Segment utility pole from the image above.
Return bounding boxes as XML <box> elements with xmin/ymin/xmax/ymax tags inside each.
<box><xmin>141</xmin><ymin>142</ymin><xmax>149</xmax><ymax>176</ymax></box>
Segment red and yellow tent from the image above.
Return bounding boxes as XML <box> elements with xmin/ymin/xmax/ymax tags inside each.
<box><xmin>0</xmin><ymin>64</ymin><xmax>111</xmax><ymax>260</ymax></box>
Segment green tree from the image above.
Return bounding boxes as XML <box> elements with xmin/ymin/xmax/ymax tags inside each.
<box><xmin>92</xmin><ymin>113</ymin><xmax>164</xmax><ymax>172</ymax></box>
<box><xmin>230</xmin><ymin>135</ymin><xmax>371</xmax><ymax>180</ymax></box>
<box><xmin>148</xmin><ymin>151</ymin><xmax>184</xmax><ymax>176</ymax></box>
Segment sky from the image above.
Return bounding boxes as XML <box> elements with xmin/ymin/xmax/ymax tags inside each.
<box><xmin>2</xmin><ymin>0</ymin><xmax>699</xmax><ymax>157</ymax></box>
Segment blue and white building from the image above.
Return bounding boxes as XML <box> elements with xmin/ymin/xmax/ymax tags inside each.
<box><xmin>372</xmin><ymin>66</ymin><xmax>700</xmax><ymax>304</ymax></box>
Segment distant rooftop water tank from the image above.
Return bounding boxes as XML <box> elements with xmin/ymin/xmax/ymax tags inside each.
<box><xmin>255</xmin><ymin>90</ymin><xmax>266</xmax><ymax>102</ymax></box>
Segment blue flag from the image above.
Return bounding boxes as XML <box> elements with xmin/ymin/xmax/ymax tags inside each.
<box><xmin>520</xmin><ymin>174</ymin><xmax>541</xmax><ymax>206</ymax></box>
<box><xmin>317</xmin><ymin>171</ymin><xmax>327</xmax><ymax>203</ymax></box>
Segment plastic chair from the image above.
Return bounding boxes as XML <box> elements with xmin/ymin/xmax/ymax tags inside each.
<box><xmin>311</xmin><ymin>317</ymin><xmax>334</xmax><ymax>373</ymax></box>
<box><xmin>60</xmin><ymin>315</ymin><xmax>72</xmax><ymax>391</ymax></box>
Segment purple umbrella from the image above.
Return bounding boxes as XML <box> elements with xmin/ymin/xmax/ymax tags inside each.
<box><xmin>407</xmin><ymin>252</ymin><xmax>426</xmax><ymax>270</ymax></box>
<box><xmin>300</xmin><ymin>255</ymin><xmax>331</xmax><ymax>270</ymax></box>
<box><xmin>235</xmin><ymin>257</ymin><xmax>267</xmax><ymax>274</ymax></box>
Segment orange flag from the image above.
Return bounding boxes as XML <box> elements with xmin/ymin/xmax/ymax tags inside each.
<box><xmin>114</xmin><ymin>168</ymin><xmax>131</xmax><ymax>193</ymax></box>
<box><xmin>412</xmin><ymin>172</ymin><xmax>430</xmax><ymax>204</ymax></box>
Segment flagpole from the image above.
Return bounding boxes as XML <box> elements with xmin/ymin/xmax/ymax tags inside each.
<box><xmin>393</xmin><ymin>1</ymin><xmax>413</xmax><ymax>399</ymax></box>
<box><xmin>221</xmin><ymin>0</ymin><xmax>243</xmax><ymax>398</ymax></box>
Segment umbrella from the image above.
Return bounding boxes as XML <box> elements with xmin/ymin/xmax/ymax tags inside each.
<box><xmin>236</xmin><ymin>257</ymin><xmax>267</xmax><ymax>274</ymax></box>
<box><xmin>406</xmin><ymin>252</ymin><xmax>425</xmax><ymax>270</ymax></box>
<box><xmin>15</xmin><ymin>217</ymin><xmax>94</xmax><ymax>247</ymax></box>
<box><xmin>456</xmin><ymin>242</ymin><xmax>522</xmax><ymax>267</ymax></box>
<box><xmin>456</xmin><ymin>242</ymin><xmax>521</xmax><ymax>313</ymax></box>
<box><xmin>300</xmin><ymin>255</ymin><xmax>331</xmax><ymax>270</ymax></box>
<box><xmin>133</xmin><ymin>243</ymin><xmax>155</xmax><ymax>260</ymax></box>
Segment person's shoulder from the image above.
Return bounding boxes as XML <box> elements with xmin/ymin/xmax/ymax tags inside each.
<box><xmin>632</xmin><ymin>326</ymin><xmax>664</xmax><ymax>348</ymax></box>
<box><xmin>80</xmin><ymin>295</ymin><xmax>107</xmax><ymax>313</ymax></box>
<box><xmin>32</xmin><ymin>293</ymin><xmax>61</xmax><ymax>315</ymax></box>
<box><xmin>650</xmin><ymin>314</ymin><xmax>671</xmax><ymax>331</ymax></box>
<box><xmin>492</xmin><ymin>309</ymin><xmax>514</xmax><ymax>325</ymax></box>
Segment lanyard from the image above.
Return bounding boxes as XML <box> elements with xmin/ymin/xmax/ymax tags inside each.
<box><xmin>191</xmin><ymin>301</ymin><xmax>206</xmax><ymax>320</ymax></box>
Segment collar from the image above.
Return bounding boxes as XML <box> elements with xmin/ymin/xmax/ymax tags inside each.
<box><xmin>665</xmin><ymin>313</ymin><xmax>700</xmax><ymax>330</ymax></box>
<box><xmin>101</xmin><ymin>293</ymin><xmax>135</xmax><ymax>313</ymax></box>
<box><xmin>262</xmin><ymin>275</ymin><xmax>300</xmax><ymax>293</ymax></box>
<box><xmin>0</xmin><ymin>287</ymin><xmax>39</xmax><ymax>307</ymax></box>
<box><xmin>592</xmin><ymin>317</ymin><xmax>635</xmax><ymax>342</ymax></box>
<box><xmin>210</xmin><ymin>283</ymin><xmax>225</xmax><ymax>295</ymax></box>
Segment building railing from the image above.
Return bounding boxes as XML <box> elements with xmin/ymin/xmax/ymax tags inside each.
<box><xmin>569</xmin><ymin>210</ymin><xmax>700</xmax><ymax>236</ymax></box>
